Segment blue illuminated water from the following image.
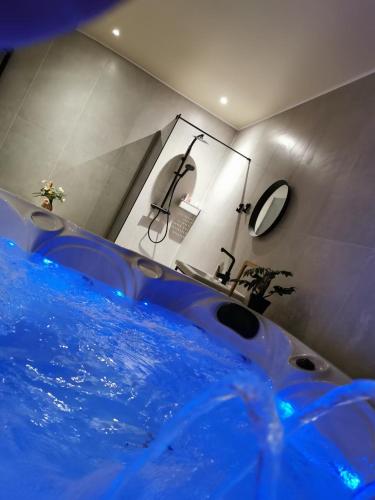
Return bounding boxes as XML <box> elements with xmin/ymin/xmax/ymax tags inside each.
<box><xmin>0</xmin><ymin>238</ymin><xmax>367</xmax><ymax>499</ymax></box>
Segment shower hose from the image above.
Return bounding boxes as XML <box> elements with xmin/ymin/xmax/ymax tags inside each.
<box><xmin>147</xmin><ymin>174</ymin><xmax>182</xmax><ymax>244</ymax></box>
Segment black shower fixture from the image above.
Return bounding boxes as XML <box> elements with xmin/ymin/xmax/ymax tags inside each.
<box><xmin>236</xmin><ymin>203</ymin><xmax>251</xmax><ymax>214</ymax></box>
<box><xmin>150</xmin><ymin>163</ymin><xmax>196</xmax><ymax>215</ymax></box>
<box><xmin>146</xmin><ymin>114</ymin><xmax>252</xmax><ymax>245</ymax></box>
<box><xmin>147</xmin><ymin>136</ymin><xmax>202</xmax><ymax>244</ymax></box>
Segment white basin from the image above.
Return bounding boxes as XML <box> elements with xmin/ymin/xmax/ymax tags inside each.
<box><xmin>175</xmin><ymin>260</ymin><xmax>247</xmax><ymax>303</ymax></box>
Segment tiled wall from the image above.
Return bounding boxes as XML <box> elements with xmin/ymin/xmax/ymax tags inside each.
<box><xmin>116</xmin><ymin>118</ymin><xmax>232</xmax><ymax>267</ymax></box>
<box><xmin>0</xmin><ymin>31</ymin><xmax>235</xmax><ymax>231</ymax></box>
<box><xmin>233</xmin><ymin>73</ymin><xmax>375</xmax><ymax>378</ymax></box>
<box><xmin>1</xmin><ymin>28</ymin><xmax>374</xmax><ymax>378</ymax></box>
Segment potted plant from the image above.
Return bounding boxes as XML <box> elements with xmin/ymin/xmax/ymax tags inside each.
<box><xmin>233</xmin><ymin>266</ymin><xmax>295</xmax><ymax>314</ymax></box>
<box><xmin>33</xmin><ymin>180</ymin><xmax>66</xmax><ymax>211</ymax></box>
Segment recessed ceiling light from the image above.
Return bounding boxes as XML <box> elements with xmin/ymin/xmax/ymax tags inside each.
<box><xmin>219</xmin><ymin>96</ymin><xmax>228</xmax><ymax>105</ymax></box>
<box><xmin>112</xmin><ymin>28</ymin><xmax>120</xmax><ymax>37</ymax></box>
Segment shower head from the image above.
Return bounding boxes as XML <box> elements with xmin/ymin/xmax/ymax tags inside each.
<box><xmin>179</xmin><ymin>164</ymin><xmax>195</xmax><ymax>179</ymax></box>
<box><xmin>184</xmin><ymin>164</ymin><xmax>195</xmax><ymax>171</ymax></box>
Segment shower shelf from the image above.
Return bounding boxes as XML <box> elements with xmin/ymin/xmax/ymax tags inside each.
<box><xmin>179</xmin><ymin>200</ymin><xmax>201</xmax><ymax>216</ymax></box>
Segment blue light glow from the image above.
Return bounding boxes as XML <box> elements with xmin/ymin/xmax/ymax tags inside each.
<box><xmin>0</xmin><ymin>234</ymin><xmax>370</xmax><ymax>498</ymax></box>
<box><xmin>277</xmin><ymin>399</ymin><xmax>295</xmax><ymax>419</ymax></box>
<box><xmin>337</xmin><ymin>466</ymin><xmax>361</xmax><ymax>490</ymax></box>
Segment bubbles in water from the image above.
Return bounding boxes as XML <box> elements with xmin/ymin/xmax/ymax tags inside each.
<box><xmin>0</xmin><ymin>237</ymin><xmax>373</xmax><ymax>499</ymax></box>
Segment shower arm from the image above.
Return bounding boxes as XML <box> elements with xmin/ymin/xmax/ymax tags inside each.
<box><xmin>177</xmin><ymin>115</ymin><xmax>251</xmax><ymax>163</ymax></box>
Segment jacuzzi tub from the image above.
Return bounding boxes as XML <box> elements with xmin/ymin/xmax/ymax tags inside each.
<box><xmin>0</xmin><ymin>188</ymin><xmax>374</xmax><ymax>499</ymax></box>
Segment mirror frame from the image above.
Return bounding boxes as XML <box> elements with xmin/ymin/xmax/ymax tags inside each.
<box><xmin>249</xmin><ymin>180</ymin><xmax>290</xmax><ymax>237</ymax></box>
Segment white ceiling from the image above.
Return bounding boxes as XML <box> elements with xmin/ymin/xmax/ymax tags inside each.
<box><xmin>82</xmin><ymin>0</ymin><xmax>375</xmax><ymax>129</ymax></box>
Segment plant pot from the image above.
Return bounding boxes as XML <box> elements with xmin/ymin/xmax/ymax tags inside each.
<box><xmin>248</xmin><ymin>294</ymin><xmax>270</xmax><ymax>314</ymax></box>
<box><xmin>41</xmin><ymin>198</ymin><xmax>53</xmax><ymax>211</ymax></box>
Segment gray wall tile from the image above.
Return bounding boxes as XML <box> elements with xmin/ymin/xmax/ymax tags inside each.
<box><xmin>19</xmin><ymin>32</ymin><xmax>109</xmax><ymax>145</ymax></box>
<box><xmin>236</xmin><ymin>72</ymin><xmax>375</xmax><ymax>377</ymax></box>
<box><xmin>0</xmin><ymin>31</ymin><xmax>235</xmax><ymax>235</ymax></box>
<box><xmin>0</xmin><ymin>116</ymin><xmax>63</xmax><ymax>199</ymax></box>
<box><xmin>0</xmin><ymin>43</ymin><xmax>51</xmax><ymax>145</ymax></box>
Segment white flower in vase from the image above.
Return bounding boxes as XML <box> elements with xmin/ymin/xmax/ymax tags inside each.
<box><xmin>33</xmin><ymin>180</ymin><xmax>67</xmax><ymax>212</ymax></box>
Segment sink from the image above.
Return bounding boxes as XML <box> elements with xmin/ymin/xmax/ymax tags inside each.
<box><xmin>175</xmin><ymin>260</ymin><xmax>247</xmax><ymax>304</ymax></box>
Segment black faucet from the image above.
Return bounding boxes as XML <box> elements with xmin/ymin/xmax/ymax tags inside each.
<box><xmin>215</xmin><ymin>247</ymin><xmax>236</xmax><ymax>285</ymax></box>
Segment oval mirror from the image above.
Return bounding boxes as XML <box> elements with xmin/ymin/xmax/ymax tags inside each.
<box><xmin>249</xmin><ymin>180</ymin><xmax>290</xmax><ymax>237</ymax></box>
